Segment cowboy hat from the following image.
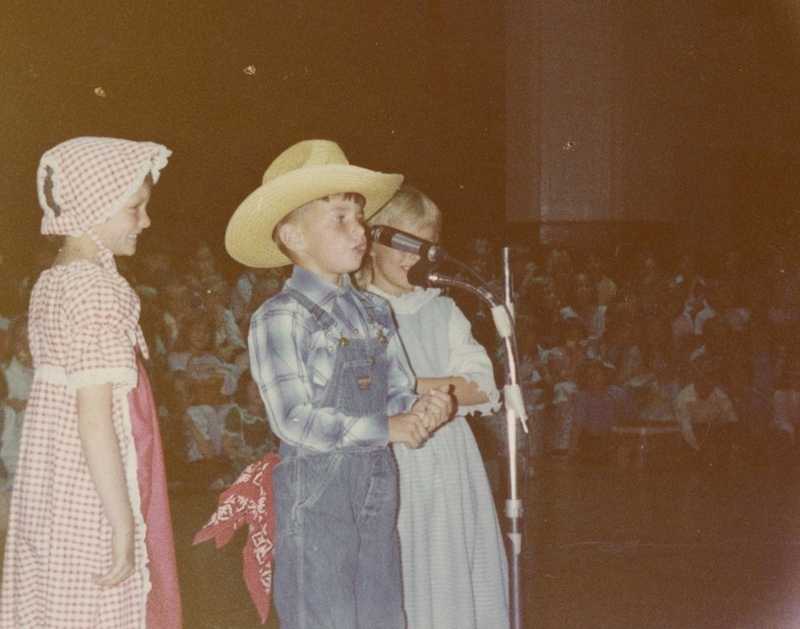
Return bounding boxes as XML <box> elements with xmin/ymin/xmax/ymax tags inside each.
<box><xmin>225</xmin><ymin>139</ymin><xmax>403</xmax><ymax>268</ymax></box>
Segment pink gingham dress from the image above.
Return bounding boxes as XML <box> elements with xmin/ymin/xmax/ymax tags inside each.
<box><xmin>0</xmin><ymin>258</ymin><xmax>180</xmax><ymax>628</ymax></box>
<box><xmin>1</xmin><ymin>137</ymin><xmax>181</xmax><ymax>628</ymax></box>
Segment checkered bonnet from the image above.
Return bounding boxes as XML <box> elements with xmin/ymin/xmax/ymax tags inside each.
<box><xmin>38</xmin><ymin>137</ymin><xmax>171</xmax><ymax>236</ymax></box>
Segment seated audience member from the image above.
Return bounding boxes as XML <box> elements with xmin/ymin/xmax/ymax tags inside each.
<box><xmin>160</xmin><ymin>370</ymin><xmax>230</xmax><ymax>492</ymax></box>
<box><xmin>632</xmin><ymin>253</ymin><xmax>667</xmax><ymax>316</ymax></box>
<box><xmin>715</xmin><ymin>282</ymin><xmax>750</xmax><ymax>334</ymax></box>
<box><xmin>674</xmin><ymin>354</ymin><xmax>740</xmax><ymax>464</ymax></box>
<box><xmin>689</xmin><ymin>315</ymin><xmax>737</xmax><ymax>369</ymax></box>
<box><xmin>184</xmin><ymin>241</ymin><xmax>219</xmax><ymax>305</ymax></box>
<box><xmin>135</xmin><ymin>235</ymin><xmax>177</xmax><ymax>296</ymax></box>
<box><xmin>667</xmin><ymin>286</ymin><xmax>698</xmax><ymax>367</ymax></box>
<box><xmin>629</xmin><ymin>360</ymin><xmax>681</xmax><ymax>424</ymax></box>
<box><xmin>605</xmin><ymin>316</ymin><xmax>647</xmax><ymax>389</ymax></box>
<box><xmin>568</xmin><ymin>359</ymin><xmax>636</xmax><ymax>463</ymax></box>
<box><xmin>586</xmin><ymin>252</ymin><xmax>617</xmax><ymax>308</ymax></box>
<box><xmin>168</xmin><ymin>310</ymin><xmax>240</xmax><ymax>407</ymax></box>
<box><xmin>198</xmin><ymin>274</ymin><xmax>247</xmax><ymax>364</ymax></box>
<box><xmin>1</xmin><ymin>317</ymin><xmax>33</xmax><ymax>506</ymax></box>
<box><xmin>3</xmin><ymin>315</ymin><xmax>33</xmax><ymax>417</ymax></box>
<box><xmin>525</xmin><ymin>276</ymin><xmax>562</xmax><ymax>349</ymax></box>
<box><xmin>0</xmin><ymin>370</ymin><xmax>18</xmax><ymax>532</ymax></box>
<box><xmin>546</xmin><ymin>249</ymin><xmax>575</xmax><ymax>311</ymax></box>
<box><xmin>669</xmin><ymin>250</ymin><xmax>706</xmax><ymax>302</ymax></box>
<box><xmin>230</xmin><ymin>266</ymin><xmax>283</xmax><ymax>332</ymax></box>
<box><xmin>516</xmin><ymin>317</ymin><xmax>547</xmax><ymax>457</ymax></box>
<box><xmin>222</xmin><ymin>372</ymin><xmax>279</xmax><ymax>476</ymax></box>
<box><xmin>160</xmin><ymin>279</ymin><xmax>194</xmax><ymax>353</ymax></box>
<box><xmin>544</xmin><ymin>347</ymin><xmax>579</xmax><ymax>452</ymax></box>
<box><xmin>569</xmin><ymin>271</ymin><xmax>606</xmax><ymax>342</ymax></box>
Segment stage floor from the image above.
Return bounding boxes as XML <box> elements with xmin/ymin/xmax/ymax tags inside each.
<box><xmin>6</xmin><ymin>453</ymin><xmax>800</xmax><ymax>629</ymax></box>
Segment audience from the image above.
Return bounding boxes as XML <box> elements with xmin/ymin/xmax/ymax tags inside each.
<box><xmin>1</xmin><ymin>234</ymin><xmax>799</xmax><ymax>496</ymax></box>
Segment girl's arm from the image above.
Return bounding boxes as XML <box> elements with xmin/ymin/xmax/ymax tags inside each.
<box><xmin>76</xmin><ymin>382</ymin><xmax>135</xmax><ymax>588</ymax></box>
<box><xmin>416</xmin><ymin>377</ymin><xmax>488</xmax><ymax>407</ymax></box>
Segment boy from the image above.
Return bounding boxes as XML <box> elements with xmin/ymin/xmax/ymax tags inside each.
<box><xmin>225</xmin><ymin>140</ymin><xmax>453</xmax><ymax>629</ymax></box>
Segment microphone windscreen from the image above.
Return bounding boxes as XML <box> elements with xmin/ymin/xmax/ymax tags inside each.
<box><xmin>407</xmin><ymin>259</ymin><xmax>435</xmax><ymax>288</ymax></box>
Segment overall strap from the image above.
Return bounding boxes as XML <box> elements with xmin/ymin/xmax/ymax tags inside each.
<box><xmin>350</xmin><ymin>289</ymin><xmax>390</xmax><ymax>340</ymax></box>
<box><xmin>282</xmin><ymin>286</ymin><xmax>338</xmax><ymax>332</ymax></box>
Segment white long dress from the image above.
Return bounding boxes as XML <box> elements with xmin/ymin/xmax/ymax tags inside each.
<box><xmin>370</xmin><ymin>285</ymin><xmax>509</xmax><ymax>629</ymax></box>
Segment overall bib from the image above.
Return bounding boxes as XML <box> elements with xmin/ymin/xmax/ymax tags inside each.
<box><xmin>272</xmin><ymin>288</ymin><xmax>404</xmax><ymax>629</ymax></box>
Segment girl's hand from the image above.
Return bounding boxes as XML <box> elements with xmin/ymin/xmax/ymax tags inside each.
<box><xmin>93</xmin><ymin>525</ymin><xmax>135</xmax><ymax>587</ymax></box>
<box><xmin>411</xmin><ymin>385</ymin><xmax>454</xmax><ymax>431</ymax></box>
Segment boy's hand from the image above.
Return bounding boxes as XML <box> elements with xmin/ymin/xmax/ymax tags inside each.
<box><xmin>411</xmin><ymin>385</ymin><xmax>454</xmax><ymax>431</ymax></box>
<box><xmin>389</xmin><ymin>412</ymin><xmax>430</xmax><ymax>449</ymax></box>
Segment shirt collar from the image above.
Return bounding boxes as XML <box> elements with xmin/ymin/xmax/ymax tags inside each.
<box><xmin>287</xmin><ymin>266</ymin><xmax>356</xmax><ymax>313</ymax></box>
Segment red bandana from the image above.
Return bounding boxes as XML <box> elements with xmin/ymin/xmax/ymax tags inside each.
<box><xmin>193</xmin><ymin>452</ymin><xmax>281</xmax><ymax>624</ymax></box>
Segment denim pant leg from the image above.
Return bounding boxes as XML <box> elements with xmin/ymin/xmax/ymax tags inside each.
<box><xmin>272</xmin><ymin>446</ymin><xmax>404</xmax><ymax>629</ymax></box>
<box><xmin>353</xmin><ymin>448</ymin><xmax>404</xmax><ymax>629</ymax></box>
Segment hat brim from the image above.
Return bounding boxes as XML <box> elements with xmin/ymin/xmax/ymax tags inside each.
<box><xmin>225</xmin><ymin>164</ymin><xmax>403</xmax><ymax>268</ymax></box>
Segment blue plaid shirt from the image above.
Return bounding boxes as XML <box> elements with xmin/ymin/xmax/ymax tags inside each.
<box><xmin>249</xmin><ymin>266</ymin><xmax>419</xmax><ymax>452</ymax></box>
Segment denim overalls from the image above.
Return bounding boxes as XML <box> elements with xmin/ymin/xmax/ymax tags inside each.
<box><xmin>272</xmin><ymin>288</ymin><xmax>405</xmax><ymax>629</ymax></box>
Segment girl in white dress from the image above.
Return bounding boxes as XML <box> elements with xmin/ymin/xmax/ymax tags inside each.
<box><xmin>361</xmin><ymin>185</ymin><xmax>509</xmax><ymax>629</ymax></box>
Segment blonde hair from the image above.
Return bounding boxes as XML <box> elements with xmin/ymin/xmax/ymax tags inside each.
<box><xmin>367</xmin><ymin>184</ymin><xmax>442</xmax><ymax>235</ymax></box>
<box><xmin>357</xmin><ymin>184</ymin><xmax>443</xmax><ymax>287</ymax></box>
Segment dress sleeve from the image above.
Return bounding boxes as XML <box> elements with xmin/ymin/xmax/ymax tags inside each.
<box><xmin>445</xmin><ymin>300</ymin><xmax>500</xmax><ymax>415</ymax></box>
<box><xmin>63</xmin><ymin>270</ymin><xmax>138</xmax><ymax>391</ymax></box>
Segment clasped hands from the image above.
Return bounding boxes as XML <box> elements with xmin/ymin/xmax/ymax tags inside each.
<box><xmin>389</xmin><ymin>385</ymin><xmax>454</xmax><ymax>449</ymax></box>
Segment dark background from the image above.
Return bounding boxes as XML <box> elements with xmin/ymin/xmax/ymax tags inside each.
<box><xmin>0</xmin><ymin>0</ymin><xmax>503</xmax><ymax>282</ymax></box>
<box><xmin>3</xmin><ymin>1</ymin><xmax>800</xmax><ymax>285</ymax></box>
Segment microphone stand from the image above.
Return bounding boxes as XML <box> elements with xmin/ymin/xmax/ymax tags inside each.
<box><xmin>422</xmin><ymin>266</ymin><xmax>529</xmax><ymax>629</ymax></box>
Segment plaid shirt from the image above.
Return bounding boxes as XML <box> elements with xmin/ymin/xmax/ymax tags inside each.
<box><xmin>249</xmin><ymin>266</ymin><xmax>418</xmax><ymax>452</ymax></box>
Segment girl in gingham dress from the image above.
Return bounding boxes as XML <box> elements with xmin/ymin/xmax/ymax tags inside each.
<box><xmin>0</xmin><ymin>137</ymin><xmax>182</xmax><ymax>628</ymax></box>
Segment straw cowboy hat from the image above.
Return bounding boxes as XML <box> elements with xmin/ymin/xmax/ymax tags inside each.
<box><xmin>225</xmin><ymin>140</ymin><xmax>403</xmax><ymax>268</ymax></box>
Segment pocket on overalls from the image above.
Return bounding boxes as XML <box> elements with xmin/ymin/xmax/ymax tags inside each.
<box><xmin>335</xmin><ymin>358</ymin><xmax>383</xmax><ymax>416</ymax></box>
<box><xmin>274</xmin><ymin>450</ymin><xmax>342</xmax><ymax>525</ymax></box>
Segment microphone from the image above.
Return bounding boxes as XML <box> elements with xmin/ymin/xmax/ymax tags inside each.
<box><xmin>369</xmin><ymin>225</ymin><xmax>450</xmax><ymax>262</ymax></box>
<box><xmin>407</xmin><ymin>258</ymin><xmax>501</xmax><ymax>308</ymax></box>
<box><xmin>407</xmin><ymin>258</ymin><xmax>437</xmax><ymax>288</ymax></box>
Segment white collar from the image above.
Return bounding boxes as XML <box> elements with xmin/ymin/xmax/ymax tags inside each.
<box><xmin>368</xmin><ymin>284</ymin><xmax>441</xmax><ymax>315</ymax></box>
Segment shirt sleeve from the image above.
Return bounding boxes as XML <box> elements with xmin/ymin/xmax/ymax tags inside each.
<box><xmin>384</xmin><ymin>322</ymin><xmax>419</xmax><ymax>417</ymax></box>
<box><xmin>250</xmin><ymin>300</ymin><xmax>395</xmax><ymax>452</ymax></box>
<box><xmin>63</xmin><ymin>270</ymin><xmax>138</xmax><ymax>391</ymax></box>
